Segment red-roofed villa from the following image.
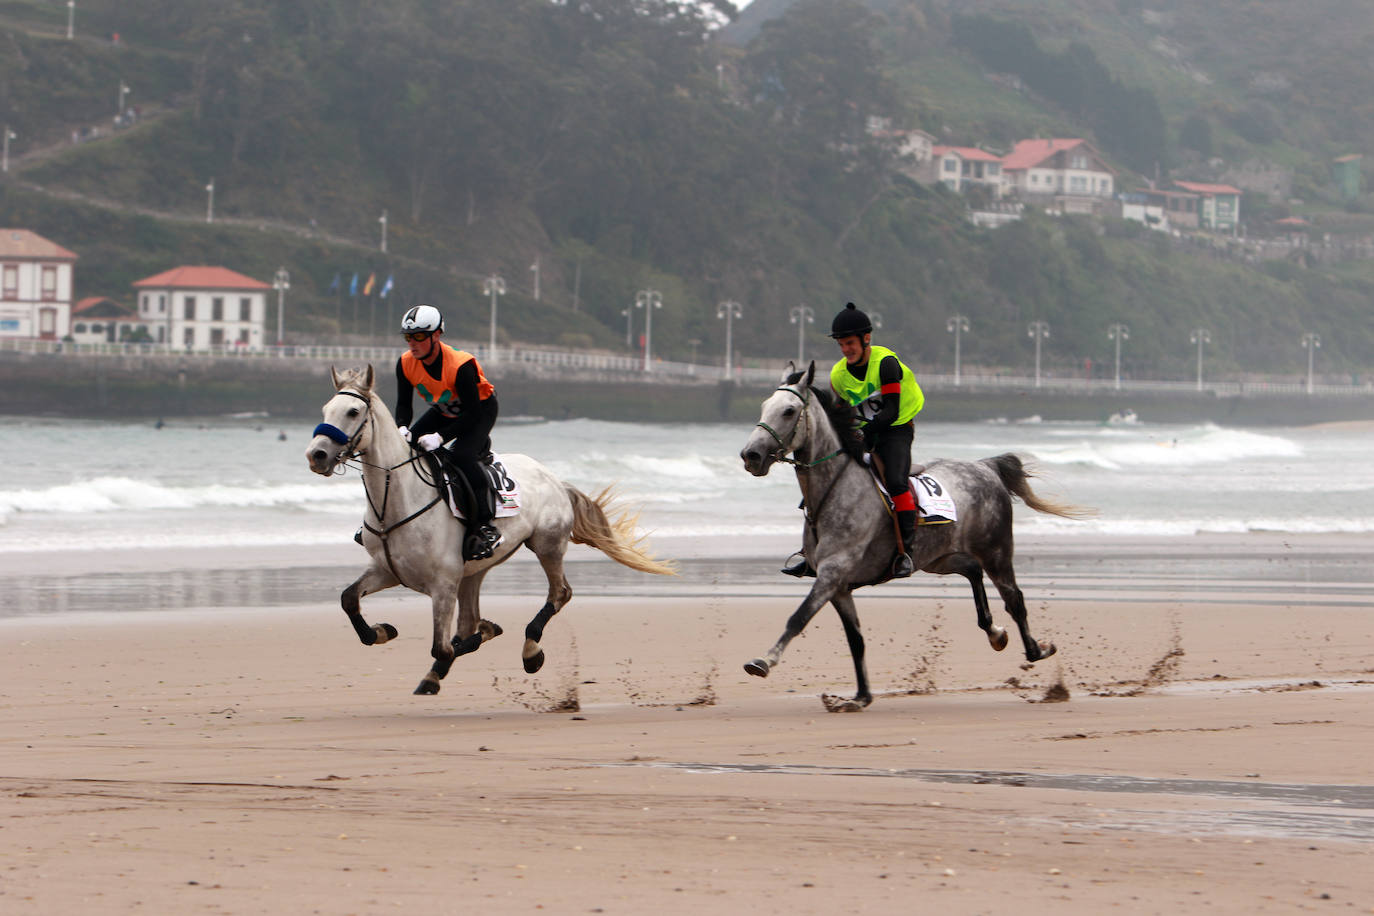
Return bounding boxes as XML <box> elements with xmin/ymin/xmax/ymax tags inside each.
<box><xmin>71</xmin><ymin>296</ymin><xmax>149</xmax><ymax>345</ymax></box>
<box><xmin>133</xmin><ymin>266</ymin><xmax>271</xmax><ymax>350</ymax></box>
<box><xmin>1000</xmin><ymin>139</ymin><xmax>1116</xmax><ymax>214</ymax></box>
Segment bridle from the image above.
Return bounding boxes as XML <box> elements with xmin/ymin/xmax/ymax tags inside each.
<box><xmin>755</xmin><ymin>384</ymin><xmax>850</xmax><ymax>534</ymax></box>
<box><xmin>312</xmin><ymin>388</ymin><xmax>373</xmax><ymax>466</ymax></box>
<box><xmin>313</xmin><ymin>386</ymin><xmax>443</xmax><ymax>587</ymax></box>
<box><xmin>755</xmin><ymin>385</ymin><xmax>844</xmax><ymax>469</ymax></box>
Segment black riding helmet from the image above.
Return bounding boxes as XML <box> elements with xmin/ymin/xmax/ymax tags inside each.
<box><xmin>829</xmin><ymin>302</ymin><xmax>872</xmax><ymax>339</ymax></box>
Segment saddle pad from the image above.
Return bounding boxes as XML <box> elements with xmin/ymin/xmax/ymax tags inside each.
<box><xmin>911</xmin><ymin>473</ymin><xmax>957</xmax><ymax>524</ymax></box>
<box><xmin>444</xmin><ymin>455</ymin><xmax>521</xmax><ymax>520</ymax></box>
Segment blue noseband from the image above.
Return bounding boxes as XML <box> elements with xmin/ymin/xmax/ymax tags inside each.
<box><xmin>312</xmin><ymin>422</ymin><xmax>351</xmax><ymax>445</ymax></box>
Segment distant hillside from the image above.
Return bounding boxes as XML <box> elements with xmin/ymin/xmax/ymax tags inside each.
<box><xmin>1</xmin><ymin>0</ymin><xmax>1371</xmax><ymax>382</ymax></box>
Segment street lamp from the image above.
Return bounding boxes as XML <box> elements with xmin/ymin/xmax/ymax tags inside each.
<box><xmin>1107</xmin><ymin>322</ymin><xmax>1130</xmax><ymax>391</ymax></box>
<box><xmin>635</xmin><ymin>288</ymin><xmax>663</xmax><ymax>372</ymax></box>
<box><xmin>789</xmin><ymin>305</ymin><xmax>814</xmax><ymax>366</ymax></box>
<box><xmin>529</xmin><ymin>256</ymin><xmax>540</xmax><ymax>301</ymax></box>
<box><xmin>1028</xmin><ymin>320</ymin><xmax>1050</xmax><ymax>388</ymax></box>
<box><xmin>1190</xmin><ymin>328</ymin><xmax>1211</xmax><ymax>392</ymax></box>
<box><xmin>118</xmin><ymin>81</ymin><xmax>130</xmax><ymax>116</ymax></box>
<box><xmin>205</xmin><ymin>178</ymin><xmax>214</xmax><ymax>223</ymax></box>
<box><xmin>621</xmin><ymin>305</ymin><xmax>633</xmax><ymax>349</ymax></box>
<box><xmin>378</xmin><ymin>210</ymin><xmax>387</xmax><ymax>253</ymax></box>
<box><xmin>1301</xmin><ymin>332</ymin><xmax>1321</xmax><ymax>394</ymax></box>
<box><xmin>1</xmin><ymin>126</ymin><xmax>15</xmax><ymax>173</ymax></box>
<box><xmin>717</xmin><ymin>299</ymin><xmax>743</xmax><ymax>380</ymax></box>
<box><xmin>66</xmin><ymin>1</ymin><xmax>74</xmax><ymax>40</ymax></box>
<box><xmin>483</xmin><ymin>273</ymin><xmax>506</xmax><ymax>364</ymax></box>
<box><xmin>946</xmin><ymin>315</ymin><xmax>970</xmax><ymax>385</ymax></box>
<box><xmin>273</xmin><ymin>267</ymin><xmax>290</xmax><ymax>346</ymax></box>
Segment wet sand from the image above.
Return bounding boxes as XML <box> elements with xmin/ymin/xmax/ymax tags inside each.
<box><xmin>3</xmin><ymin>536</ymin><xmax>1374</xmax><ymax>913</ymax></box>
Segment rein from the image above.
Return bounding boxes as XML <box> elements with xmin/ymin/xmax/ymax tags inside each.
<box><xmin>319</xmin><ymin>387</ymin><xmax>443</xmax><ymax>588</ymax></box>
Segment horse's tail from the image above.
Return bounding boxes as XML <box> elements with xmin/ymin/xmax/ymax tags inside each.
<box><xmin>983</xmin><ymin>453</ymin><xmax>1096</xmax><ymax>520</ymax></box>
<box><xmin>566</xmin><ymin>485</ymin><xmax>678</xmax><ymax>576</ymax></box>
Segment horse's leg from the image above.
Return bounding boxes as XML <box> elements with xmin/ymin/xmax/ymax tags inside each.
<box><xmin>923</xmin><ymin>553</ymin><xmax>1009</xmax><ymax>652</ymax></box>
<box><xmin>830</xmin><ymin>590</ymin><xmax>872</xmax><ymax>709</ymax></box>
<box><xmin>745</xmin><ymin>569</ymin><xmax>842</xmax><ymax>678</ymax></box>
<box><xmin>414</xmin><ymin>582</ymin><xmax>460</xmax><ymax>696</ymax></box>
<box><xmin>448</xmin><ymin>570</ymin><xmax>503</xmax><ymax>661</ymax></box>
<box><xmin>521</xmin><ymin>543</ymin><xmax>574</xmax><ymax>674</ymax></box>
<box><xmin>984</xmin><ymin>557</ymin><xmax>1056</xmax><ymax>662</ymax></box>
<box><xmin>340</xmin><ymin>565</ymin><xmax>401</xmax><ymax>646</ymax></box>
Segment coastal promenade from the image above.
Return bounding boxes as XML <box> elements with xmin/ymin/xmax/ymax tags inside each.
<box><xmin>2</xmin><ymin>336</ymin><xmax>1371</xmax><ymax>423</ymax></box>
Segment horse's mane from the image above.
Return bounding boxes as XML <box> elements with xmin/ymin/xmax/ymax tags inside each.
<box><xmin>783</xmin><ymin>369</ymin><xmax>865</xmax><ymax>461</ymax></box>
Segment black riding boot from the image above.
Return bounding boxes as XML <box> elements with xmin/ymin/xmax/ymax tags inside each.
<box><xmin>780</xmin><ymin>550</ymin><xmax>816</xmax><ymax>578</ymax></box>
<box><xmin>892</xmin><ymin>509</ymin><xmax>918</xmax><ymax>578</ymax></box>
<box><xmin>454</xmin><ymin>457</ymin><xmax>502</xmax><ymax>562</ymax></box>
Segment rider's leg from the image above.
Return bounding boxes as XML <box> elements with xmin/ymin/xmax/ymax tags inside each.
<box><xmin>875</xmin><ymin>423</ymin><xmax>916</xmax><ymax>577</ymax></box>
<box><xmin>445</xmin><ymin>400</ymin><xmax>501</xmax><ymax>559</ymax></box>
<box><xmin>781</xmin><ymin>498</ymin><xmax>814</xmax><ymax>577</ymax></box>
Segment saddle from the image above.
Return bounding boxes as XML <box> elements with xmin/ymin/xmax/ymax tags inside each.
<box><xmin>422</xmin><ymin>449</ymin><xmax>515</xmax><ymax>561</ymax></box>
<box><xmin>864</xmin><ymin>458</ymin><xmax>957</xmax><ymax>525</ymax></box>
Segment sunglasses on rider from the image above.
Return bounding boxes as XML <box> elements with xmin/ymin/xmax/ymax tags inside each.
<box><xmin>402</xmin><ymin>331</ymin><xmax>432</xmax><ymax>343</ymax></box>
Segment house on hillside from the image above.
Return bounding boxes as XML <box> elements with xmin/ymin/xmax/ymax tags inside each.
<box><xmin>0</xmin><ymin>229</ymin><xmax>77</xmax><ymax>341</ymax></box>
<box><xmin>1000</xmin><ymin>139</ymin><xmax>1115</xmax><ymax>214</ymax></box>
<box><xmin>1171</xmin><ymin>180</ymin><xmax>1241</xmax><ymax>234</ymax></box>
<box><xmin>920</xmin><ymin>145</ymin><xmax>1004</xmax><ymax>198</ymax></box>
<box><xmin>71</xmin><ymin>296</ymin><xmax>149</xmax><ymax>345</ymax></box>
<box><xmin>132</xmin><ymin>266</ymin><xmax>270</xmax><ymax>350</ymax></box>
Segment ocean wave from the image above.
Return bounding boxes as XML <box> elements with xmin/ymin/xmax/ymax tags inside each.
<box><xmin>0</xmin><ymin>476</ymin><xmax>358</xmax><ymax>517</ymax></box>
<box><xmin>1029</xmin><ymin>424</ymin><xmax>1301</xmax><ymax>470</ymax></box>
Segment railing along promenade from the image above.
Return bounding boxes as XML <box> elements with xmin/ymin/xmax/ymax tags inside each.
<box><xmin>1</xmin><ymin>336</ymin><xmax>1369</xmax><ymax>399</ymax></box>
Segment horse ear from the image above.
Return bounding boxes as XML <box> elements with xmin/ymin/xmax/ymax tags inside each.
<box><xmin>804</xmin><ymin>360</ymin><xmax>816</xmax><ymax>388</ymax></box>
<box><xmin>363</xmin><ymin>364</ymin><xmax>374</xmax><ymax>392</ymax></box>
<box><xmin>781</xmin><ymin>360</ymin><xmax>796</xmax><ymax>382</ymax></box>
<box><xmin>330</xmin><ymin>365</ymin><xmax>341</xmax><ymax>389</ymax></box>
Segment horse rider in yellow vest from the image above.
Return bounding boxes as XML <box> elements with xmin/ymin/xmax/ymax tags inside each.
<box><xmin>394</xmin><ymin>304</ymin><xmax>503</xmax><ymax>560</ymax></box>
<box><xmin>782</xmin><ymin>302</ymin><xmax>925</xmax><ymax>579</ymax></box>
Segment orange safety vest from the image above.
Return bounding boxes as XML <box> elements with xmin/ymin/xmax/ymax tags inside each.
<box><xmin>400</xmin><ymin>343</ymin><xmax>494</xmax><ymax>416</ymax></box>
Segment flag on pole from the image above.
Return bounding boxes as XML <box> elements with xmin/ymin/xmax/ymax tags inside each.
<box><xmin>379</xmin><ymin>274</ymin><xmax>394</xmax><ymax>299</ymax></box>
<box><xmin>328</xmin><ymin>272</ymin><xmax>340</xmax><ymax>293</ymax></box>
<box><xmin>348</xmin><ymin>273</ymin><xmax>358</xmax><ymax>296</ymax></box>
<box><xmin>363</xmin><ymin>272</ymin><xmax>376</xmax><ymax>296</ymax></box>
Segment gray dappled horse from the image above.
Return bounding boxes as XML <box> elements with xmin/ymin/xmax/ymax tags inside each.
<box><xmin>739</xmin><ymin>362</ymin><xmax>1090</xmax><ymax>711</ymax></box>
<box><xmin>306</xmin><ymin>367</ymin><xmax>676</xmax><ymax>695</ymax></box>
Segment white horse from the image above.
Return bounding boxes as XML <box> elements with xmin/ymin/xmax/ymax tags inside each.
<box><xmin>305</xmin><ymin>366</ymin><xmax>676</xmax><ymax>695</ymax></box>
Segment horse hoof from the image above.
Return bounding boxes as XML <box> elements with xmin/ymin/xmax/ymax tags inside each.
<box><xmin>743</xmin><ymin>659</ymin><xmax>770</xmax><ymax>678</ymax></box>
<box><xmin>480</xmin><ymin>619</ymin><xmax>504</xmax><ymax>640</ymax></box>
<box><xmin>414</xmin><ymin>678</ymin><xmax>440</xmax><ymax>695</ymax></box>
<box><xmin>374</xmin><ymin>623</ymin><xmax>397</xmax><ymax>644</ymax></box>
<box><xmin>820</xmin><ymin>693</ymin><xmax>871</xmax><ymax>713</ymax></box>
<box><xmin>988</xmin><ymin>626</ymin><xmax>1009</xmax><ymax>652</ymax></box>
<box><xmin>1028</xmin><ymin>641</ymin><xmax>1057</xmax><ymax>662</ymax></box>
<box><xmin>523</xmin><ymin>650</ymin><xmax>545</xmax><ymax>674</ymax></box>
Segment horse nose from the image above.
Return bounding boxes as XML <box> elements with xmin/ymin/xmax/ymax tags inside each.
<box><xmin>308</xmin><ymin>447</ymin><xmax>329</xmax><ymax>470</ymax></box>
<box><xmin>740</xmin><ymin>446</ymin><xmax>760</xmax><ymax>473</ymax></box>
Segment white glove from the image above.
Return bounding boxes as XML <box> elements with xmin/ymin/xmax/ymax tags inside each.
<box><xmin>417</xmin><ymin>432</ymin><xmax>444</xmax><ymax>451</ymax></box>
<box><xmin>397</xmin><ymin>426</ymin><xmax>411</xmax><ymax>442</ymax></box>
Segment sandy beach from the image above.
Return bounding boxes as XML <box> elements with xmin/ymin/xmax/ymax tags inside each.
<box><xmin>4</xmin><ymin>534</ymin><xmax>1374</xmax><ymax>914</ymax></box>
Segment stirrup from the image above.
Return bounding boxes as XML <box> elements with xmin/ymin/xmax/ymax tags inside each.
<box><xmin>464</xmin><ymin>525</ymin><xmax>503</xmax><ymax>562</ymax></box>
<box><xmin>891</xmin><ymin>552</ymin><xmax>915</xmax><ymax>579</ymax></box>
<box><xmin>780</xmin><ymin>551</ymin><xmax>815</xmax><ymax>578</ymax></box>
<box><xmin>353</xmin><ymin>527</ymin><xmax>364</xmax><ymax>545</ymax></box>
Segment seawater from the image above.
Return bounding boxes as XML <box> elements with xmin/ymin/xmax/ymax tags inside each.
<box><xmin>1</xmin><ymin>413</ymin><xmax>1371</xmax><ymax>555</ymax></box>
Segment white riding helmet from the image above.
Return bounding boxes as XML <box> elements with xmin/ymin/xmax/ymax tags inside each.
<box><xmin>400</xmin><ymin>304</ymin><xmax>444</xmax><ymax>335</ymax></box>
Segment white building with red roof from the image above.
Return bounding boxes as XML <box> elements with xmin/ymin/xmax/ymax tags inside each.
<box><xmin>1000</xmin><ymin>138</ymin><xmax>1115</xmax><ymax>213</ymax></box>
<box><xmin>0</xmin><ymin>229</ymin><xmax>78</xmax><ymax>341</ymax></box>
<box><xmin>132</xmin><ymin>266</ymin><xmax>271</xmax><ymax>350</ymax></box>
